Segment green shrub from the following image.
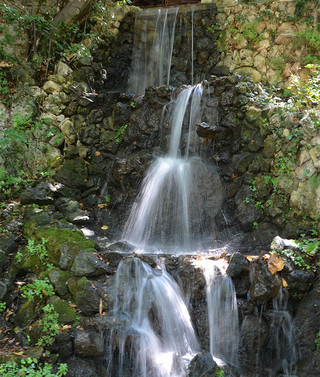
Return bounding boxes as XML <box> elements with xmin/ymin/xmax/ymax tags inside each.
<box><xmin>0</xmin><ymin>358</ymin><xmax>67</xmax><ymax>377</ymax></box>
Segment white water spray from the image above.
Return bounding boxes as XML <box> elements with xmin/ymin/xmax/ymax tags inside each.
<box><xmin>128</xmin><ymin>8</ymin><xmax>179</xmax><ymax>94</ymax></box>
<box><xmin>198</xmin><ymin>258</ymin><xmax>239</xmax><ymax>367</ymax></box>
<box><xmin>123</xmin><ymin>84</ymin><xmax>224</xmax><ymax>252</ymax></box>
<box><xmin>107</xmin><ymin>258</ymin><xmax>199</xmax><ymax>377</ymax></box>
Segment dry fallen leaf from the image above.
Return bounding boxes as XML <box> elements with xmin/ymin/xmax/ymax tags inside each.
<box><xmin>97</xmin><ymin>204</ymin><xmax>108</xmax><ymax>209</ymax></box>
<box><xmin>61</xmin><ymin>325</ymin><xmax>72</xmax><ymax>332</ymax></box>
<box><xmin>267</xmin><ymin>253</ymin><xmax>285</xmax><ymax>274</ymax></box>
<box><xmin>282</xmin><ymin>278</ymin><xmax>288</xmax><ymax>287</ymax></box>
<box><xmin>101</xmin><ymin>225</ymin><xmax>109</xmax><ymax>230</ymax></box>
<box><xmin>99</xmin><ymin>298</ymin><xmax>103</xmax><ymax>315</ymax></box>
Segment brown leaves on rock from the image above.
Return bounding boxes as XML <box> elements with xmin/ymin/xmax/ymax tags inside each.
<box><xmin>266</xmin><ymin>253</ymin><xmax>285</xmax><ymax>274</ymax></box>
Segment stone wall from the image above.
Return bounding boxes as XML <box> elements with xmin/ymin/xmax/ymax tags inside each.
<box><xmin>98</xmin><ymin>0</ymin><xmax>320</xmax><ymax>89</ymax></box>
<box><xmin>209</xmin><ymin>0</ymin><xmax>320</xmax><ymax>86</ymax></box>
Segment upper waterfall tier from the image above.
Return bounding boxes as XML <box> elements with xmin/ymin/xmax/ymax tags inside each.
<box><xmin>128</xmin><ymin>7</ymin><xmax>194</xmax><ymax>94</ymax></box>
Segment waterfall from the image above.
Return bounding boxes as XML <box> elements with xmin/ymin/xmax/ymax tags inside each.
<box><xmin>201</xmin><ymin>259</ymin><xmax>239</xmax><ymax>367</ymax></box>
<box><xmin>264</xmin><ymin>288</ymin><xmax>299</xmax><ymax>376</ymax></box>
<box><xmin>123</xmin><ymin>84</ymin><xmax>225</xmax><ymax>253</ymax></box>
<box><xmin>128</xmin><ymin>8</ymin><xmax>179</xmax><ymax>94</ymax></box>
<box><xmin>106</xmin><ymin>258</ymin><xmax>199</xmax><ymax>377</ymax></box>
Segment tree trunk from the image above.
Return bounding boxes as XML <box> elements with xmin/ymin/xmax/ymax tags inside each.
<box><xmin>53</xmin><ymin>0</ymin><xmax>94</xmax><ymax>27</ymax></box>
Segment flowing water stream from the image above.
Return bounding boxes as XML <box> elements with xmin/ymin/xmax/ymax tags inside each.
<box><xmin>107</xmin><ymin>6</ymin><xmax>299</xmax><ymax>376</ymax></box>
<box><xmin>106</xmin><ymin>258</ymin><xmax>199</xmax><ymax>377</ymax></box>
<box><xmin>123</xmin><ymin>84</ymin><xmax>225</xmax><ymax>253</ymax></box>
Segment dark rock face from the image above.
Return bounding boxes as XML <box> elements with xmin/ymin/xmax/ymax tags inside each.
<box><xmin>248</xmin><ymin>259</ymin><xmax>282</xmax><ymax>306</ymax></box>
<box><xmin>187</xmin><ymin>352</ymin><xmax>217</xmax><ymax>377</ymax></box>
<box><xmin>295</xmin><ymin>281</ymin><xmax>320</xmax><ymax>377</ymax></box>
<box><xmin>238</xmin><ymin>314</ymin><xmax>269</xmax><ymax>377</ymax></box>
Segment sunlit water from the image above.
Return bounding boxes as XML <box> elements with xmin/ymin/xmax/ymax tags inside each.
<box><xmin>106</xmin><ymin>258</ymin><xmax>199</xmax><ymax>377</ymax></box>
<box><xmin>123</xmin><ymin>84</ymin><xmax>225</xmax><ymax>253</ymax></box>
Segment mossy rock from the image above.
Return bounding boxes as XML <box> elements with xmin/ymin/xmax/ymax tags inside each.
<box><xmin>47</xmin><ymin>296</ymin><xmax>77</xmax><ymax>325</ymax></box>
<box><xmin>14</xmin><ymin>301</ymin><xmax>38</xmax><ymax>328</ymax></box>
<box><xmin>14</xmin><ymin>253</ymin><xmax>48</xmax><ymax>275</ymax></box>
<box><xmin>49</xmin><ymin>269</ymin><xmax>72</xmax><ymax>298</ymax></box>
<box><xmin>23</xmin><ymin>219</ymin><xmax>98</xmax><ymax>270</ymax></box>
<box><xmin>68</xmin><ymin>276</ymin><xmax>101</xmax><ymax>315</ymax></box>
<box><xmin>54</xmin><ymin>157</ymin><xmax>88</xmax><ymax>189</ymax></box>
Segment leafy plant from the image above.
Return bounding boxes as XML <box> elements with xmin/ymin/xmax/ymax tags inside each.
<box><xmin>216</xmin><ymin>367</ymin><xmax>225</xmax><ymax>377</ymax></box>
<box><xmin>264</xmin><ymin>175</ymin><xmax>279</xmax><ymax>190</ymax></box>
<box><xmin>37</xmin><ymin>304</ymin><xmax>60</xmax><ymax>347</ymax></box>
<box><xmin>275</xmin><ymin>230</ymin><xmax>320</xmax><ymax>271</ymax></box>
<box><xmin>16</xmin><ymin>238</ymin><xmax>48</xmax><ymax>263</ymax></box>
<box><xmin>20</xmin><ymin>277</ymin><xmax>55</xmax><ymax>302</ymax></box>
<box><xmin>287</xmin><ymin>65</ymin><xmax>320</xmax><ymax>110</ymax></box>
<box><xmin>0</xmin><ymin>166</ymin><xmax>28</xmax><ymax>197</ymax></box>
<box><xmin>114</xmin><ymin>124</ymin><xmax>128</xmax><ymax>144</ymax></box>
<box><xmin>0</xmin><ymin>301</ymin><xmax>6</xmax><ymax>312</ymax></box>
<box><xmin>0</xmin><ymin>358</ymin><xmax>67</xmax><ymax>377</ymax></box>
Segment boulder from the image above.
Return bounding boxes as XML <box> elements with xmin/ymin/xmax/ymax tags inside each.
<box><xmin>248</xmin><ymin>259</ymin><xmax>282</xmax><ymax>305</ymax></box>
<box><xmin>74</xmin><ymin>329</ymin><xmax>104</xmax><ymax>357</ymax></box>
<box><xmin>72</xmin><ymin>250</ymin><xmax>112</xmax><ymax>277</ymax></box>
<box><xmin>187</xmin><ymin>352</ymin><xmax>217</xmax><ymax>377</ymax></box>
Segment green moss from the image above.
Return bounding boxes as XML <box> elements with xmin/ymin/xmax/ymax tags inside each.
<box><xmin>14</xmin><ymin>301</ymin><xmax>38</xmax><ymax>328</ymax></box>
<box><xmin>48</xmin><ymin>269</ymin><xmax>72</xmax><ymax>298</ymax></box>
<box><xmin>24</xmin><ymin>220</ymin><xmax>98</xmax><ymax>268</ymax></box>
<box><xmin>47</xmin><ymin>296</ymin><xmax>77</xmax><ymax>325</ymax></box>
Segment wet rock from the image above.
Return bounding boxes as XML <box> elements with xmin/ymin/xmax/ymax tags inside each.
<box><xmin>0</xmin><ymin>233</ymin><xmax>17</xmax><ymax>268</ymax></box>
<box><xmin>227</xmin><ymin>253</ymin><xmax>249</xmax><ymax>277</ymax></box>
<box><xmin>68</xmin><ymin>277</ymin><xmax>103</xmax><ymax>315</ymax></box>
<box><xmin>248</xmin><ymin>259</ymin><xmax>282</xmax><ymax>305</ymax></box>
<box><xmin>74</xmin><ymin>329</ymin><xmax>104</xmax><ymax>357</ymax></box>
<box><xmin>187</xmin><ymin>352</ymin><xmax>217</xmax><ymax>377</ymax></box>
<box><xmin>238</xmin><ymin>314</ymin><xmax>269</xmax><ymax>376</ymax></box>
<box><xmin>227</xmin><ymin>253</ymin><xmax>250</xmax><ymax>297</ymax></box>
<box><xmin>235</xmin><ymin>185</ymin><xmax>261</xmax><ymax>230</ymax></box>
<box><xmin>105</xmin><ymin>241</ymin><xmax>135</xmax><ymax>254</ymax></box>
<box><xmin>196</xmin><ymin>122</ymin><xmax>231</xmax><ymax>139</ymax></box>
<box><xmin>0</xmin><ymin>279</ymin><xmax>8</xmax><ymax>300</ymax></box>
<box><xmin>72</xmin><ymin>250</ymin><xmax>112</xmax><ymax>277</ymax></box>
<box><xmin>232</xmin><ymin>152</ymin><xmax>254</xmax><ymax>173</ymax></box>
<box><xmin>99</xmin><ymin>250</ymin><xmax>124</xmax><ymax>270</ymax></box>
<box><xmin>279</xmin><ymin>257</ymin><xmax>315</xmax><ymax>296</ymax></box>
<box><xmin>295</xmin><ymin>281</ymin><xmax>320</xmax><ymax>377</ymax></box>
<box><xmin>88</xmin><ymin>109</ymin><xmax>103</xmax><ymax>124</ymax></box>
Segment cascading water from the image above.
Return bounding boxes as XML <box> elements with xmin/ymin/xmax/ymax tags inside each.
<box><xmin>128</xmin><ymin>8</ymin><xmax>179</xmax><ymax>94</ymax></box>
<box><xmin>200</xmin><ymin>259</ymin><xmax>239</xmax><ymax>367</ymax></box>
<box><xmin>264</xmin><ymin>288</ymin><xmax>299</xmax><ymax>377</ymax></box>
<box><xmin>123</xmin><ymin>84</ymin><xmax>225</xmax><ymax>253</ymax></box>
<box><xmin>106</xmin><ymin>258</ymin><xmax>199</xmax><ymax>377</ymax></box>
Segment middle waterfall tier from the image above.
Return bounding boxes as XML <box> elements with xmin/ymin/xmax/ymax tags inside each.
<box><xmin>123</xmin><ymin>84</ymin><xmax>226</xmax><ymax>253</ymax></box>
